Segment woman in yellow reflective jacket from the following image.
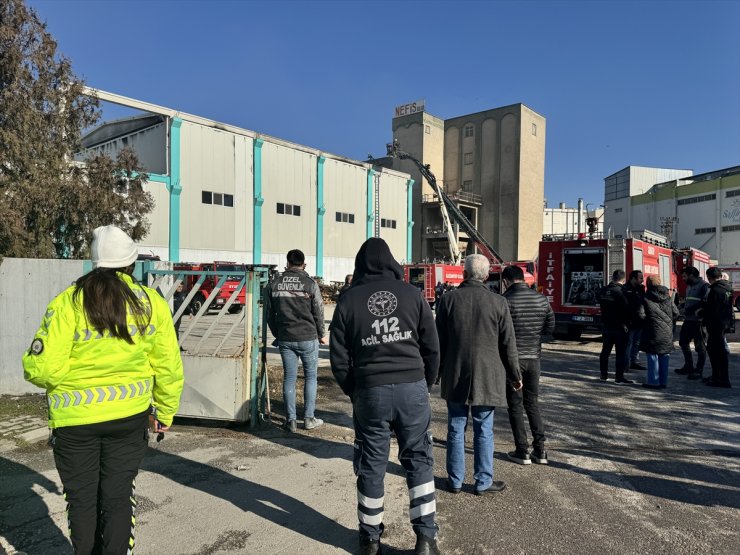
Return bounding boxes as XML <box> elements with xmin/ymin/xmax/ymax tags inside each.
<box><xmin>22</xmin><ymin>225</ymin><xmax>184</xmax><ymax>555</ymax></box>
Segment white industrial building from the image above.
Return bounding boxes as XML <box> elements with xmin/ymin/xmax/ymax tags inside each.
<box><xmin>603</xmin><ymin>165</ymin><xmax>740</xmax><ymax>265</ymax></box>
<box><xmin>542</xmin><ymin>199</ymin><xmax>604</xmax><ymax>237</ymax></box>
<box><xmin>77</xmin><ymin>89</ymin><xmax>414</xmax><ymax>283</ymax></box>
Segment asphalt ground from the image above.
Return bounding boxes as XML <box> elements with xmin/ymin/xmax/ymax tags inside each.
<box><xmin>1</xmin><ymin>320</ymin><xmax>738</xmax><ymax>555</ymax></box>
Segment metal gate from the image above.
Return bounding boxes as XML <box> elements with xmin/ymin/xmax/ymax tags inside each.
<box><xmin>142</xmin><ymin>262</ymin><xmax>272</xmax><ymax>425</ymax></box>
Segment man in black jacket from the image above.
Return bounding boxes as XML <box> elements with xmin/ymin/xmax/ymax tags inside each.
<box><xmin>623</xmin><ymin>270</ymin><xmax>646</xmax><ymax>371</ymax></box>
<box><xmin>265</xmin><ymin>249</ymin><xmax>326</xmax><ymax>433</ymax></box>
<box><xmin>598</xmin><ymin>270</ymin><xmax>634</xmax><ymax>384</ymax></box>
<box><xmin>502</xmin><ymin>265</ymin><xmax>554</xmax><ymax>465</ymax></box>
<box><xmin>330</xmin><ymin>238</ymin><xmax>441</xmax><ymax>555</ymax></box>
<box><xmin>436</xmin><ymin>255</ymin><xmax>521</xmax><ymax>496</ymax></box>
<box><xmin>702</xmin><ymin>267</ymin><xmax>734</xmax><ymax>388</ymax></box>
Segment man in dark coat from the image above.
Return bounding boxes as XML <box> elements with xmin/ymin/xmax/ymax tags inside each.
<box><xmin>502</xmin><ymin>265</ymin><xmax>555</xmax><ymax>465</ymax></box>
<box><xmin>637</xmin><ymin>276</ymin><xmax>679</xmax><ymax>389</ymax></box>
<box><xmin>330</xmin><ymin>238</ymin><xmax>441</xmax><ymax>555</ymax></box>
<box><xmin>623</xmin><ymin>270</ymin><xmax>646</xmax><ymax>371</ymax></box>
<box><xmin>436</xmin><ymin>254</ymin><xmax>522</xmax><ymax>496</ymax></box>
<box><xmin>702</xmin><ymin>267</ymin><xmax>734</xmax><ymax>388</ymax></box>
<box><xmin>598</xmin><ymin>270</ymin><xmax>634</xmax><ymax>384</ymax></box>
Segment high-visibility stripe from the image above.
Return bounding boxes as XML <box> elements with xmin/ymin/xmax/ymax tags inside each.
<box><xmin>358</xmin><ymin>509</ymin><xmax>384</xmax><ymax>525</ymax></box>
<box><xmin>48</xmin><ymin>379</ymin><xmax>152</xmax><ymax>409</ymax></box>
<box><xmin>409</xmin><ymin>500</ymin><xmax>436</xmax><ymax>520</ymax></box>
<box><xmin>409</xmin><ymin>481</ymin><xmax>435</xmax><ymax>500</ymax></box>
<box><xmin>358</xmin><ymin>491</ymin><xmax>384</xmax><ymax>509</ymax></box>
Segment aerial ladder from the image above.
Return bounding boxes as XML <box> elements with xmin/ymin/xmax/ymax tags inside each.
<box><xmin>386</xmin><ymin>139</ymin><xmax>505</xmax><ymax>265</ymax></box>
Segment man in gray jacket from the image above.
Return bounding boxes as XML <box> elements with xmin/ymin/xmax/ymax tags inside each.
<box><xmin>676</xmin><ymin>266</ymin><xmax>709</xmax><ymax>380</ymax></box>
<box><xmin>265</xmin><ymin>249</ymin><xmax>326</xmax><ymax>432</ymax></box>
<box><xmin>502</xmin><ymin>265</ymin><xmax>555</xmax><ymax>465</ymax></box>
<box><xmin>436</xmin><ymin>254</ymin><xmax>522</xmax><ymax>495</ymax></box>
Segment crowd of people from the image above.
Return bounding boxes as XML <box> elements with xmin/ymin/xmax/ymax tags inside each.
<box><xmin>21</xmin><ymin>226</ymin><xmax>734</xmax><ymax>555</ymax></box>
<box><xmin>598</xmin><ymin>266</ymin><xmax>734</xmax><ymax>389</ymax></box>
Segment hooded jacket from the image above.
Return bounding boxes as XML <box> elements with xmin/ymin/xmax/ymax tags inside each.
<box><xmin>329</xmin><ymin>238</ymin><xmax>440</xmax><ymax>396</ymax></box>
<box><xmin>638</xmin><ymin>285</ymin><xmax>679</xmax><ymax>355</ymax></box>
<box><xmin>702</xmin><ymin>279</ymin><xmax>734</xmax><ymax>332</ymax></box>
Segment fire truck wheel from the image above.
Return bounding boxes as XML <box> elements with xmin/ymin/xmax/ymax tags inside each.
<box><xmin>191</xmin><ymin>294</ymin><xmax>206</xmax><ymax>313</ymax></box>
<box><xmin>228</xmin><ymin>305</ymin><xmax>243</xmax><ymax>315</ymax></box>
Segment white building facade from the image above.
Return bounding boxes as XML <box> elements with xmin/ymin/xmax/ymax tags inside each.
<box><xmin>78</xmin><ymin>90</ymin><xmax>414</xmax><ymax>282</ymax></box>
<box><xmin>603</xmin><ymin>166</ymin><xmax>740</xmax><ymax>265</ymax></box>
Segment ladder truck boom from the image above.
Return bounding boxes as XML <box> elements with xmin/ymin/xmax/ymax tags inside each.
<box><xmin>386</xmin><ymin>140</ymin><xmax>504</xmax><ymax>265</ymax></box>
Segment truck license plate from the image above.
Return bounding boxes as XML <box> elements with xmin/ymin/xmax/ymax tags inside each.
<box><xmin>573</xmin><ymin>315</ymin><xmax>593</xmax><ymax>322</ymax></box>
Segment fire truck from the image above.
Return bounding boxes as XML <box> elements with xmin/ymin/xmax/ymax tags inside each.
<box><xmin>674</xmin><ymin>247</ymin><xmax>712</xmax><ymax>301</ymax></box>
<box><xmin>538</xmin><ymin>230</ymin><xmax>677</xmax><ymax>339</ymax></box>
<box><xmin>173</xmin><ymin>261</ymin><xmax>248</xmax><ymax>314</ymax></box>
<box><xmin>385</xmin><ymin>140</ymin><xmax>536</xmax><ymax>303</ymax></box>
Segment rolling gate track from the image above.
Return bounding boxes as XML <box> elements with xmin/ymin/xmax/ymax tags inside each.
<box><xmin>142</xmin><ymin>263</ymin><xmax>273</xmax><ymax>425</ymax></box>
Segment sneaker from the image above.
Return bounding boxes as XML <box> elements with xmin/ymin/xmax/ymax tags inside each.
<box><xmin>642</xmin><ymin>383</ymin><xmax>661</xmax><ymax>389</ymax></box>
<box><xmin>414</xmin><ymin>534</ymin><xmax>440</xmax><ymax>555</ymax></box>
<box><xmin>599</xmin><ymin>376</ymin><xmax>608</xmax><ymax>382</ymax></box>
<box><xmin>304</xmin><ymin>417</ymin><xmax>324</xmax><ymax>430</ymax></box>
<box><xmin>475</xmin><ymin>481</ymin><xmax>506</xmax><ymax>495</ymax></box>
<box><xmin>531</xmin><ymin>449</ymin><xmax>548</xmax><ymax>464</ymax></box>
<box><xmin>359</xmin><ymin>535</ymin><xmax>381</xmax><ymax>555</ymax></box>
<box><xmin>615</xmin><ymin>378</ymin><xmax>635</xmax><ymax>384</ymax></box>
<box><xmin>283</xmin><ymin>419</ymin><xmax>297</xmax><ymax>433</ymax></box>
<box><xmin>687</xmin><ymin>372</ymin><xmax>704</xmax><ymax>380</ymax></box>
<box><xmin>630</xmin><ymin>362</ymin><xmax>647</xmax><ymax>370</ymax></box>
<box><xmin>674</xmin><ymin>367</ymin><xmax>691</xmax><ymax>375</ymax></box>
<box><xmin>507</xmin><ymin>449</ymin><xmax>531</xmax><ymax>465</ymax></box>
<box><xmin>705</xmin><ymin>379</ymin><xmax>732</xmax><ymax>388</ymax></box>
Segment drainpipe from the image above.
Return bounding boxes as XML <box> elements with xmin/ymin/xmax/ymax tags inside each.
<box><xmin>577</xmin><ymin>197</ymin><xmax>584</xmax><ymax>234</ymax></box>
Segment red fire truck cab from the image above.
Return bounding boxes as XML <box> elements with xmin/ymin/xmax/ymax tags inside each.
<box><xmin>673</xmin><ymin>247</ymin><xmax>712</xmax><ymax>302</ymax></box>
<box><xmin>538</xmin><ymin>232</ymin><xmax>677</xmax><ymax>339</ymax></box>
<box><xmin>173</xmin><ymin>261</ymin><xmax>248</xmax><ymax>314</ymax></box>
<box><xmin>403</xmin><ymin>264</ymin><xmax>465</xmax><ymax>305</ymax></box>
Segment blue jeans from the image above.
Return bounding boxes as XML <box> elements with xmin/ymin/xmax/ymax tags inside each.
<box><xmin>446</xmin><ymin>403</ymin><xmax>494</xmax><ymax>492</ymax></box>
<box><xmin>278</xmin><ymin>339</ymin><xmax>319</xmax><ymax>421</ymax></box>
<box><xmin>646</xmin><ymin>353</ymin><xmax>670</xmax><ymax>386</ymax></box>
<box><xmin>626</xmin><ymin>328</ymin><xmax>642</xmax><ymax>366</ymax></box>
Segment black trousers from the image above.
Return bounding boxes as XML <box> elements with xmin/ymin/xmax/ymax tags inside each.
<box><xmin>52</xmin><ymin>410</ymin><xmax>149</xmax><ymax>555</ymax></box>
<box><xmin>600</xmin><ymin>327</ymin><xmax>628</xmax><ymax>380</ymax></box>
<box><xmin>679</xmin><ymin>320</ymin><xmax>707</xmax><ymax>372</ymax></box>
<box><xmin>352</xmin><ymin>379</ymin><xmax>437</xmax><ymax>541</ymax></box>
<box><xmin>506</xmin><ymin>358</ymin><xmax>545</xmax><ymax>451</ymax></box>
<box><xmin>706</xmin><ymin>327</ymin><xmax>731</xmax><ymax>385</ymax></box>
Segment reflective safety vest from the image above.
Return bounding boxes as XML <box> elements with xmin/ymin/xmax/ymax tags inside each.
<box><xmin>23</xmin><ymin>272</ymin><xmax>184</xmax><ymax>428</ymax></box>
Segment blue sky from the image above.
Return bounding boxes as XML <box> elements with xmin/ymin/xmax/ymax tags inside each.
<box><xmin>30</xmin><ymin>0</ymin><xmax>740</xmax><ymax>209</ymax></box>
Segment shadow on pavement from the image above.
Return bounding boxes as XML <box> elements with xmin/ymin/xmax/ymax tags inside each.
<box><xmin>142</xmin><ymin>447</ymin><xmax>356</xmax><ymax>552</ymax></box>
<box><xmin>0</xmin><ymin>456</ymin><xmax>71</xmax><ymax>555</ymax></box>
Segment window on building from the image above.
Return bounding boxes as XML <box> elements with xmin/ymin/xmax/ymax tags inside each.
<box><xmin>464</xmin><ymin>125</ymin><xmax>474</xmax><ymax>138</ymax></box>
<box><xmin>677</xmin><ymin>193</ymin><xmax>716</xmax><ymax>206</ymax></box>
<box><xmin>463</xmin><ymin>152</ymin><xmax>473</xmax><ymax>165</ymax></box>
<box><xmin>726</xmin><ymin>189</ymin><xmax>740</xmax><ymax>198</ymax></box>
<box><xmin>462</xmin><ymin>180</ymin><xmax>473</xmax><ymax>191</ymax></box>
<box><xmin>614</xmin><ymin>207</ymin><xmax>622</xmax><ymax>213</ymax></box>
<box><xmin>203</xmin><ymin>190</ymin><xmax>233</xmax><ymax>208</ymax></box>
<box><xmin>532</xmin><ymin>123</ymin><xmax>537</xmax><ymax>136</ymax></box>
<box><xmin>278</xmin><ymin>203</ymin><xmax>301</xmax><ymax>216</ymax></box>
<box><xmin>722</xmin><ymin>224</ymin><xmax>740</xmax><ymax>232</ymax></box>
<box><xmin>224</xmin><ymin>194</ymin><xmax>234</xmax><ymax>207</ymax></box>
<box><xmin>424</xmin><ymin>125</ymin><xmax>431</xmax><ymax>134</ymax></box>
<box><xmin>695</xmin><ymin>227</ymin><xmax>716</xmax><ymax>234</ymax></box>
<box><xmin>381</xmin><ymin>218</ymin><xmax>397</xmax><ymax>229</ymax></box>
<box><xmin>213</xmin><ymin>193</ymin><xmax>223</xmax><ymax>206</ymax></box>
<box><xmin>335</xmin><ymin>211</ymin><xmax>355</xmax><ymax>224</ymax></box>
<box><xmin>202</xmin><ymin>191</ymin><xmax>213</xmax><ymax>204</ymax></box>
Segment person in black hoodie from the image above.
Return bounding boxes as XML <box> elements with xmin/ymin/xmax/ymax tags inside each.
<box><xmin>638</xmin><ymin>276</ymin><xmax>679</xmax><ymax>389</ymax></box>
<box><xmin>702</xmin><ymin>267</ymin><xmax>734</xmax><ymax>388</ymax></box>
<box><xmin>598</xmin><ymin>270</ymin><xmax>634</xmax><ymax>384</ymax></box>
<box><xmin>330</xmin><ymin>238</ymin><xmax>441</xmax><ymax>555</ymax></box>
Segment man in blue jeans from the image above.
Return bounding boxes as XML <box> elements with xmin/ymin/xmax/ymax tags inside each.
<box><xmin>436</xmin><ymin>255</ymin><xmax>522</xmax><ymax>495</ymax></box>
<box><xmin>265</xmin><ymin>249</ymin><xmax>326</xmax><ymax>432</ymax></box>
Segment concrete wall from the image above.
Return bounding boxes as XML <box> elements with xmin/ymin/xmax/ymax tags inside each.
<box><xmin>0</xmin><ymin>258</ymin><xmax>85</xmax><ymax>395</ymax></box>
<box><xmin>377</xmin><ymin>171</ymin><xmax>409</xmax><ymax>263</ymax></box>
<box><xmin>518</xmin><ymin>106</ymin><xmax>546</xmax><ymax>260</ymax></box>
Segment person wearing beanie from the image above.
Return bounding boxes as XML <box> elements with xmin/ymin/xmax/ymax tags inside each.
<box><xmin>330</xmin><ymin>238</ymin><xmax>441</xmax><ymax>555</ymax></box>
<box><xmin>23</xmin><ymin>224</ymin><xmax>184</xmax><ymax>555</ymax></box>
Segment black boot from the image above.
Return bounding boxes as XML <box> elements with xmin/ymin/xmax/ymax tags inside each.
<box><xmin>359</xmin><ymin>535</ymin><xmax>381</xmax><ymax>555</ymax></box>
<box><xmin>415</xmin><ymin>534</ymin><xmax>441</xmax><ymax>555</ymax></box>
